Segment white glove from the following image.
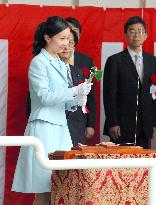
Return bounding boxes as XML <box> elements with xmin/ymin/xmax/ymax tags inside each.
<box><xmin>77</xmin><ymin>95</ymin><xmax>87</xmax><ymax>106</ymax></box>
<box><xmin>73</xmin><ymin>82</ymin><xmax>92</xmax><ymax>97</ymax></box>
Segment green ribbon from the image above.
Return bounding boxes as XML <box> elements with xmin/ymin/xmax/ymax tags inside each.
<box><xmin>90</xmin><ymin>66</ymin><xmax>102</xmax><ymax>80</ymax></box>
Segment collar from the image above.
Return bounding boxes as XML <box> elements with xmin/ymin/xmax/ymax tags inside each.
<box><xmin>66</xmin><ymin>62</ymin><xmax>70</xmax><ymax>67</ymax></box>
<box><xmin>127</xmin><ymin>47</ymin><xmax>143</xmax><ymax>59</ymax></box>
<box><xmin>41</xmin><ymin>48</ymin><xmax>59</xmax><ymax>62</ymax></box>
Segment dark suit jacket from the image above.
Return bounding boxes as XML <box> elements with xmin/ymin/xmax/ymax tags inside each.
<box><xmin>67</xmin><ymin>65</ymin><xmax>87</xmax><ymax>146</ymax></box>
<box><xmin>103</xmin><ymin>49</ymin><xmax>156</xmax><ymax>143</ymax></box>
<box><xmin>74</xmin><ymin>51</ymin><xmax>96</xmax><ymax>128</ymax></box>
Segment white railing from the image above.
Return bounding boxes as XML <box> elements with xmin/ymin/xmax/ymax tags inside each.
<box><xmin>0</xmin><ymin>136</ymin><xmax>156</xmax><ymax>204</ymax></box>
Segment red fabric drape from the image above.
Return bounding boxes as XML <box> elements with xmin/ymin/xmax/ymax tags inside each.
<box><xmin>0</xmin><ymin>5</ymin><xmax>155</xmax><ymax>204</ymax></box>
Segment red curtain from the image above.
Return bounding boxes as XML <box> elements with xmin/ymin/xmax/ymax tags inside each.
<box><xmin>0</xmin><ymin>5</ymin><xmax>155</xmax><ymax>204</ymax></box>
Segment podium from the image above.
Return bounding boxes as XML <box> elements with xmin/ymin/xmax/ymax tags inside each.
<box><xmin>49</xmin><ymin>145</ymin><xmax>156</xmax><ymax>205</ymax></box>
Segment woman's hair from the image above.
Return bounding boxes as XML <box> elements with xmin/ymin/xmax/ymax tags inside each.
<box><xmin>33</xmin><ymin>16</ymin><xmax>69</xmax><ymax>56</ymax></box>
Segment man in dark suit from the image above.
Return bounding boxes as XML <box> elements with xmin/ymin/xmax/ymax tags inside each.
<box><xmin>58</xmin><ymin>29</ymin><xmax>87</xmax><ymax>146</ymax></box>
<box><xmin>103</xmin><ymin>16</ymin><xmax>156</xmax><ymax>148</ymax></box>
<box><xmin>65</xmin><ymin>17</ymin><xmax>96</xmax><ymax>141</ymax></box>
<box><xmin>66</xmin><ymin>65</ymin><xmax>87</xmax><ymax>146</ymax></box>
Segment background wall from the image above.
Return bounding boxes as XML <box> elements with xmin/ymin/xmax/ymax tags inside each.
<box><xmin>1</xmin><ymin>4</ymin><xmax>156</xmax><ymax>205</ymax></box>
<box><xmin>1</xmin><ymin>0</ymin><xmax>156</xmax><ymax>7</ymax></box>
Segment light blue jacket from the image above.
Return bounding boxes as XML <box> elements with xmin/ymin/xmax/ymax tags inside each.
<box><xmin>28</xmin><ymin>48</ymin><xmax>76</xmax><ymax>126</ymax></box>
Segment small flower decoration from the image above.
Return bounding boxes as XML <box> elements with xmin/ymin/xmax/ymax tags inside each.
<box><xmin>82</xmin><ymin>67</ymin><xmax>90</xmax><ymax>78</ymax></box>
<box><xmin>150</xmin><ymin>74</ymin><xmax>156</xmax><ymax>100</ymax></box>
<box><xmin>78</xmin><ymin>79</ymin><xmax>84</xmax><ymax>84</ymax></box>
<box><xmin>151</xmin><ymin>74</ymin><xmax>156</xmax><ymax>85</ymax></box>
<box><xmin>87</xmin><ymin>66</ymin><xmax>103</xmax><ymax>83</ymax></box>
<box><xmin>80</xmin><ymin>66</ymin><xmax>102</xmax><ymax>114</ymax></box>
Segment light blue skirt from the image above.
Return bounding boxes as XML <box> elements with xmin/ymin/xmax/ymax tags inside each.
<box><xmin>12</xmin><ymin>120</ymin><xmax>72</xmax><ymax>193</ymax></box>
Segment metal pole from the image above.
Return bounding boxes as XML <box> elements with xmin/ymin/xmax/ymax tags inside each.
<box><xmin>1</xmin><ymin>136</ymin><xmax>156</xmax><ymax>204</ymax></box>
<box><xmin>0</xmin><ymin>136</ymin><xmax>156</xmax><ymax>170</ymax></box>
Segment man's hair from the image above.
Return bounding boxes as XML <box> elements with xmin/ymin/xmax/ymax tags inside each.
<box><xmin>124</xmin><ymin>16</ymin><xmax>147</xmax><ymax>33</ymax></box>
<box><xmin>65</xmin><ymin>17</ymin><xmax>81</xmax><ymax>33</ymax></box>
<box><xmin>70</xmin><ymin>28</ymin><xmax>78</xmax><ymax>46</ymax></box>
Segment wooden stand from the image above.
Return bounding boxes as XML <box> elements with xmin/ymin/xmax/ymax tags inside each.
<box><xmin>49</xmin><ymin>145</ymin><xmax>156</xmax><ymax>160</ymax></box>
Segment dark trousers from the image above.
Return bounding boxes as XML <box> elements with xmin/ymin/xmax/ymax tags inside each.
<box><xmin>114</xmin><ymin>116</ymin><xmax>149</xmax><ymax>149</ymax></box>
<box><xmin>114</xmin><ymin>135</ymin><xmax>149</xmax><ymax>149</ymax></box>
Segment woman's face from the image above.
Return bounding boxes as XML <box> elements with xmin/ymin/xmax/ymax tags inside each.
<box><xmin>45</xmin><ymin>27</ymin><xmax>70</xmax><ymax>57</ymax></box>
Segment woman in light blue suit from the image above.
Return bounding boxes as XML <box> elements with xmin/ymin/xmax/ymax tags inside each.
<box><xmin>12</xmin><ymin>16</ymin><xmax>92</xmax><ymax>205</ymax></box>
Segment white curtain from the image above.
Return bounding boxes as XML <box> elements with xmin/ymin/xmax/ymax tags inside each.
<box><xmin>0</xmin><ymin>40</ymin><xmax>8</xmax><ymax>205</ymax></box>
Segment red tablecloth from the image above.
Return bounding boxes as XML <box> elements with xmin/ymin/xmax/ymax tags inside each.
<box><xmin>51</xmin><ymin>152</ymin><xmax>156</xmax><ymax>205</ymax></box>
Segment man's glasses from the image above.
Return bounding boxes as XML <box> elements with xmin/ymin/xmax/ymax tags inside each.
<box><xmin>128</xmin><ymin>29</ymin><xmax>146</xmax><ymax>36</ymax></box>
<box><xmin>68</xmin><ymin>40</ymin><xmax>75</xmax><ymax>48</ymax></box>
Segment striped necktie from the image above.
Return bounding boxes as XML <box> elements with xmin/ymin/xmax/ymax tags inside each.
<box><xmin>66</xmin><ymin>65</ymin><xmax>73</xmax><ymax>88</ymax></box>
<box><xmin>134</xmin><ymin>54</ymin><xmax>143</xmax><ymax>83</ymax></box>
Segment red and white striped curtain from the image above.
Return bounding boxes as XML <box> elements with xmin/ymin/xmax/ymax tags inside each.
<box><xmin>1</xmin><ymin>5</ymin><xmax>156</xmax><ymax>205</ymax></box>
<box><xmin>0</xmin><ymin>40</ymin><xmax>8</xmax><ymax>205</ymax></box>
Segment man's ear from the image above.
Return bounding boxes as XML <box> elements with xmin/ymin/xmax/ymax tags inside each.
<box><xmin>124</xmin><ymin>33</ymin><xmax>128</xmax><ymax>41</ymax></box>
<box><xmin>144</xmin><ymin>33</ymin><xmax>147</xmax><ymax>41</ymax></box>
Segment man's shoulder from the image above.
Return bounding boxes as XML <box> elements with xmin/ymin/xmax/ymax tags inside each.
<box><xmin>70</xmin><ymin>64</ymin><xmax>83</xmax><ymax>74</ymax></box>
<box><xmin>108</xmin><ymin>50</ymin><xmax>126</xmax><ymax>59</ymax></box>
<box><xmin>143</xmin><ymin>51</ymin><xmax>156</xmax><ymax>60</ymax></box>
<box><xmin>74</xmin><ymin>50</ymin><xmax>93</xmax><ymax>69</ymax></box>
<box><xmin>74</xmin><ymin>51</ymin><xmax>92</xmax><ymax>61</ymax></box>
